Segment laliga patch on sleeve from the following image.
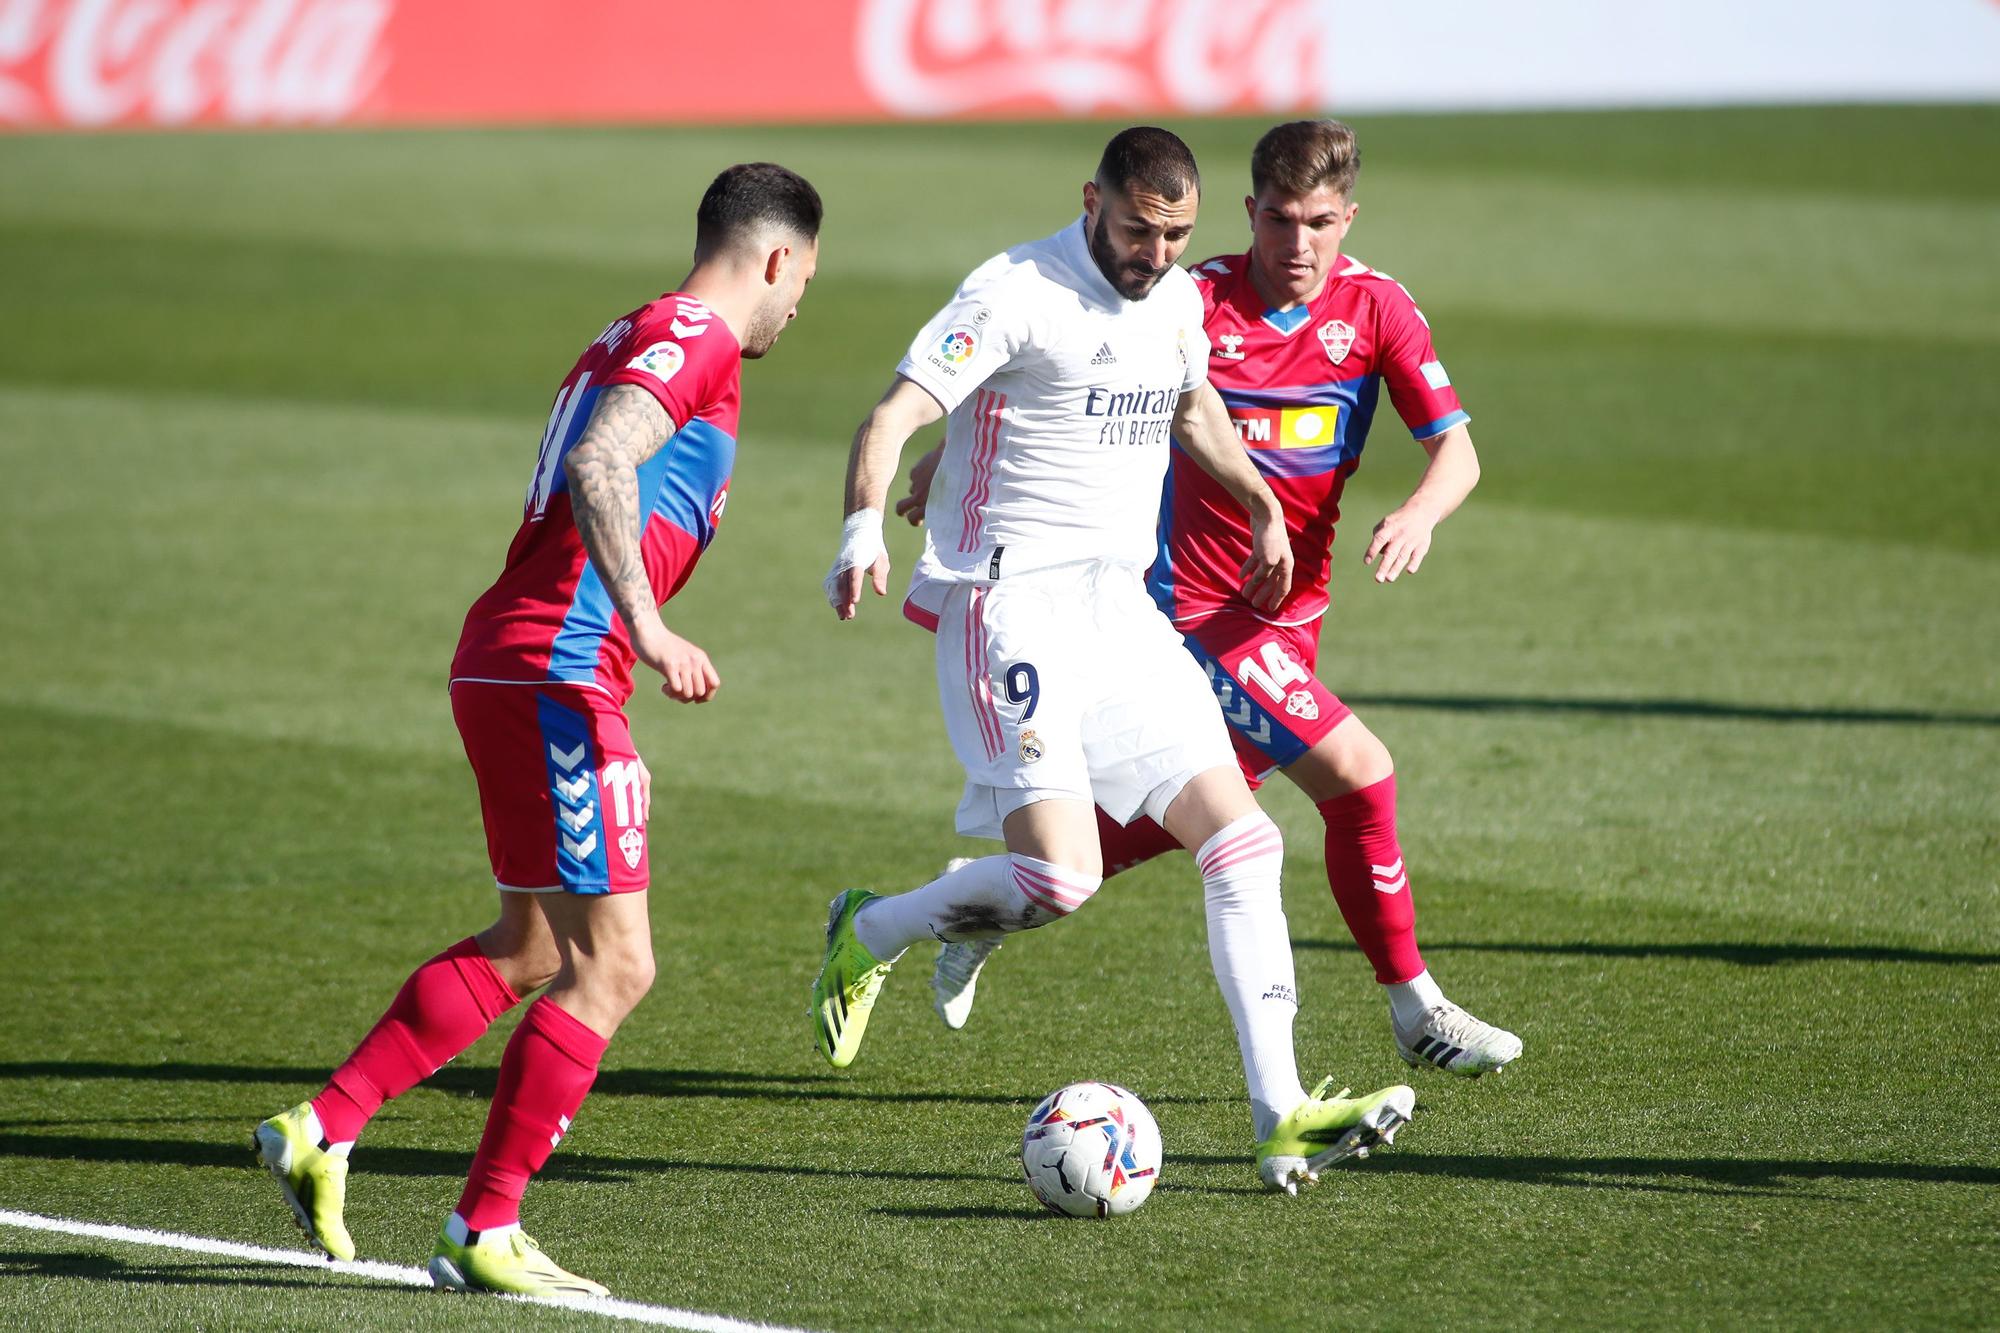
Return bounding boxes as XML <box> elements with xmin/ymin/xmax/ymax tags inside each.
<box><xmin>927</xmin><ymin>325</ymin><xmax>979</xmax><ymax>377</ymax></box>
<box><xmin>1420</xmin><ymin>360</ymin><xmax>1451</xmax><ymax>390</ymax></box>
<box><xmin>627</xmin><ymin>341</ymin><xmax>686</xmax><ymax>382</ymax></box>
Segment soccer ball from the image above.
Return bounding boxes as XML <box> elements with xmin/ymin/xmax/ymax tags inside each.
<box><xmin>1021</xmin><ymin>1081</ymin><xmax>1162</xmax><ymax>1218</ymax></box>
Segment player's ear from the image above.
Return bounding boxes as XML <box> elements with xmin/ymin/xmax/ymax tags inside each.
<box><xmin>763</xmin><ymin>244</ymin><xmax>791</xmax><ymax>286</ymax></box>
<box><xmin>1243</xmin><ymin>194</ymin><xmax>1255</xmax><ymax>229</ymax></box>
<box><xmin>1082</xmin><ymin>179</ymin><xmax>1100</xmax><ymax>220</ymax></box>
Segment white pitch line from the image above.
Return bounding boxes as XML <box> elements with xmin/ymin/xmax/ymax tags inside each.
<box><xmin>0</xmin><ymin>1209</ymin><xmax>818</xmax><ymax>1332</ymax></box>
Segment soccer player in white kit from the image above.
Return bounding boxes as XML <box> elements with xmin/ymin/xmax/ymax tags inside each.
<box><xmin>814</xmin><ymin>128</ymin><xmax>1416</xmax><ymax>1191</ymax></box>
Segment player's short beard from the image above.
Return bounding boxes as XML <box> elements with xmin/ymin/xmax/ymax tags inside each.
<box><xmin>742</xmin><ymin>298</ymin><xmax>787</xmax><ymax>359</ymax></box>
<box><xmin>1089</xmin><ymin>211</ymin><xmax>1166</xmax><ymax>301</ymax></box>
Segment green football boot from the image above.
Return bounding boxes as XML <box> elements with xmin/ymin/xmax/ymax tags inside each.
<box><xmin>429</xmin><ymin>1225</ymin><xmax>608</xmax><ymax>1298</ymax></box>
<box><xmin>252</xmin><ymin>1101</ymin><xmax>355</xmax><ymax>1261</ymax></box>
<box><xmin>811</xmin><ymin>889</ymin><xmax>896</xmax><ymax>1068</ymax></box>
<box><xmin>1255</xmin><ymin>1077</ymin><xmax>1416</xmax><ymax>1194</ymax></box>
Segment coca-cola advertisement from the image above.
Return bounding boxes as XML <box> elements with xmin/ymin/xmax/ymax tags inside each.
<box><xmin>0</xmin><ymin>0</ymin><xmax>1341</xmax><ymax>130</ymax></box>
<box><xmin>3</xmin><ymin>0</ymin><xmax>1995</xmax><ymax>130</ymax></box>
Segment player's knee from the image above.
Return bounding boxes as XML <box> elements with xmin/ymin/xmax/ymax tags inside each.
<box><xmin>614</xmin><ymin>942</ymin><xmax>657</xmax><ymax>1007</ymax></box>
<box><xmin>1008</xmin><ymin>854</ymin><xmax>1102</xmax><ymax>930</ymax></box>
<box><xmin>1303</xmin><ymin>718</ymin><xmax>1394</xmax><ymax>797</ymax></box>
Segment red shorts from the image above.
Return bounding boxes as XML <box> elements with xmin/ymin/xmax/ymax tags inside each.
<box><xmin>1178</xmin><ymin>610</ymin><xmax>1352</xmax><ymax>790</ymax></box>
<box><xmin>450</xmin><ymin>681</ymin><xmax>649</xmax><ymax>894</ymax></box>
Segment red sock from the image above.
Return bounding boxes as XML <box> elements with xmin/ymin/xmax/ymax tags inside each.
<box><xmin>312</xmin><ymin>937</ymin><xmax>520</xmax><ymax>1145</ymax></box>
<box><xmin>455</xmin><ymin>997</ymin><xmax>607</xmax><ymax>1232</ymax></box>
<box><xmin>1317</xmin><ymin>775</ymin><xmax>1426</xmax><ymax>984</ymax></box>
<box><xmin>1094</xmin><ymin>807</ymin><xmax>1182</xmax><ymax>877</ymax></box>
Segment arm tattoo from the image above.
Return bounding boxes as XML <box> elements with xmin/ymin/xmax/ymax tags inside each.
<box><xmin>563</xmin><ymin>384</ymin><xmax>674</xmax><ymax>629</ymax></box>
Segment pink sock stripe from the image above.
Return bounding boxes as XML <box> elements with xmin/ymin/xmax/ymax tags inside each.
<box><xmin>1012</xmin><ymin>871</ymin><xmax>1082</xmax><ymax>917</ymax></box>
<box><xmin>1012</xmin><ymin>861</ymin><xmax>1094</xmax><ymax>908</ymax></box>
<box><xmin>963</xmin><ymin>587</ymin><xmax>1000</xmax><ymax>759</ymax></box>
<box><xmin>1198</xmin><ymin>826</ymin><xmax>1284</xmax><ymax>878</ymax></box>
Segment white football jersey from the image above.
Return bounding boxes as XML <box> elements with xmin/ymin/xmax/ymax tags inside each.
<box><xmin>897</xmin><ymin>216</ymin><xmax>1210</xmax><ymax>589</ymax></box>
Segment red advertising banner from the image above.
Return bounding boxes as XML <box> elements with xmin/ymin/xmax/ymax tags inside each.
<box><xmin>0</xmin><ymin>0</ymin><xmax>1341</xmax><ymax>130</ymax></box>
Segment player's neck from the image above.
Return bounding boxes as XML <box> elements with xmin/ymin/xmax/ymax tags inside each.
<box><xmin>677</xmin><ymin>266</ymin><xmax>755</xmax><ymax>351</ymax></box>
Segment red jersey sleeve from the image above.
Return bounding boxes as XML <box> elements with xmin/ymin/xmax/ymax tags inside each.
<box><xmin>1373</xmin><ymin>280</ymin><xmax>1470</xmax><ymax>441</ymax></box>
<box><xmin>601</xmin><ymin>297</ymin><xmax>740</xmax><ymax>432</ymax></box>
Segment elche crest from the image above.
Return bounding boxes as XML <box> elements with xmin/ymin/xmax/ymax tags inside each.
<box><xmin>1317</xmin><ymin>318</ymin><xmax>1355</xmax><ymax>365</ymax></box>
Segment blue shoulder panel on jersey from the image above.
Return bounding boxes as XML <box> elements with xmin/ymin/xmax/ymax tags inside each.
<box><xmin>537</xmin><ymin>692</ymin><xmax>612</xmax><ymax>893</ymax></box>
<box><xmin>645</xmin><ymin>417</ymin><xmax>737</xmax><ymax>548</ymax></box>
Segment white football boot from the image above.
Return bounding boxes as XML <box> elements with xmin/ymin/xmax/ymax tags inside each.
<box><xmin>1395</xmin><ymin>1002</ymin><xmax>1523</xmax><ymax>1077</ymax></box>
<box><xmin>928</xmin><ymin>859</ymin><xmax>1001</xmax><ymax>1030</ymax></box>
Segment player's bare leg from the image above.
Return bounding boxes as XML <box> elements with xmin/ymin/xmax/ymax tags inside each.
<box><xmin>430</xmin><ymin>890</ymin><xmax>653</xmax><ymax>1298</ymax></box>
<box><xmin>1286</xmin><ymin>714</ymin><xmax>1521</xmax><ymax>1077</ymax></box>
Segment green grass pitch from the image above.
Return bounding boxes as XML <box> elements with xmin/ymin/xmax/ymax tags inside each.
<box><xmin>1</xmin><ymin>105</ymin><xmax>1996</xmax><ymax>1329</ymax></box>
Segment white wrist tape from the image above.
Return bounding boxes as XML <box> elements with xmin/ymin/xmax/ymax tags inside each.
<box><xmin>823</xmin><ymin>508</ymin><xmax>888</xmax><ymax>609</ymax></box>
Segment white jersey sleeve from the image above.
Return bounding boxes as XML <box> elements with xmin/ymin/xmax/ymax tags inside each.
<box><xmin>896</xmin><ymin>257</ymin><xmax>1036</xmax><ymax>414</ymax></box>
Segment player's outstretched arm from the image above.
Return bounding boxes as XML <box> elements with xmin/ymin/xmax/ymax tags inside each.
<box><xmin>564</xmin><ymin>383</ymin><xmax>719</xmax><ymax>703</ymax></box>
<box><xmin>1363</xmin><ymin>423</ymin><xmax>1480</xmax><ymax>585</ymax></box>
<box><xmin>1172</xmin><ymin>383</ymin><xmax>1293</xmax><ymax>611</ymax></box>
<box><xmin>825</xmin><ymin>377</ymin><xmax>945</xmax><ymax>620</ymax></box>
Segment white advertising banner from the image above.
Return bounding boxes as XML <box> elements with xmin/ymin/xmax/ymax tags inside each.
<box><xmin>1322</xmin><ymin>0</ymin><xmax>2000</xmax><ymax>111</ymax></box>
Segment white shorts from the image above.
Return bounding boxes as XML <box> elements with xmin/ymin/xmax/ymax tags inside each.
<box><xmin>931</xmin><ymin>561</ymin><xmax>1236</xmax><ymax>840</ymax></box>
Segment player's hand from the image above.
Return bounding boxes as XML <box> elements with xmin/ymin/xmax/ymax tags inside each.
<box><xmin>1364</xmin><ymin>503</ymin><xmax>1439</xmax><ymax>584</ymax></box>
<box><xmin>1239</xmin><ymin>504</ymin><xmax>1294</xmax><ymax>612</ymax></box>
<box><xmin>892</xmin><ymin>447</ymin><xmax>943</xmax><ymax>527</ymax></box>
<box><xmin>824</xmin><ymin>509</ymin><xmax>890</xmax><ymax>620</ymax></box>
<box><xmin>632</xmin><ymin>617</ymin><xmax>720</xmax><ymax>703</ymax></box>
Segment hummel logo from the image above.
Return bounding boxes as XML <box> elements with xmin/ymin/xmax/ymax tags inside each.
<box><xmin>548</xmin><ymin>741</ymin><xmax>586</xmax><ymax>772</ymax></box>
<box><xmin>1371</xmin><ymin>857</ymin><xmax>1409</xmax><ymax>895</ymax></box>
<box><xmin>1090</xmin><ymin>342</ymin><xmax>1117</xmax><ymax>366</ymax></box>
<box><xmin>1217</xmin><ymin>334</ymin><xmax>1246</xmax><ymax>360</ymax></box>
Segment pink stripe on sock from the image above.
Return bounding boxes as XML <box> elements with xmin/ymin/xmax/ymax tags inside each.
<box><xmin>1013</xmin><ymin>862</ymin><xmax>1092</xmax><ymax>909</ymax></box>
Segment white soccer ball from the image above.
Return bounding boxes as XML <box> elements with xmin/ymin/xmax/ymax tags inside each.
<box><xmin>1021</xmin><ymin>1081</ymin><xmax>1162</xmax><ymax>1218</ymax></box>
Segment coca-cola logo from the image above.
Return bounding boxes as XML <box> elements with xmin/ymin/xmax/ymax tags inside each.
<box><xmin>0</xmin><ymin>0</ymin><xmax>390</xmax><ymax>127</ymax></box>
<box><xmin>856</xmin><ymin>0</ymin><xmax>1337</xmax><ymax>116</ymax></box>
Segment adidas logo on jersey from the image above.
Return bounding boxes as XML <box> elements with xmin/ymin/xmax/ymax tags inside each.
<box><xmin>1090</xmin><ymin>342</ymin><xmax>1117</xmax><ymax>366</ymax></box>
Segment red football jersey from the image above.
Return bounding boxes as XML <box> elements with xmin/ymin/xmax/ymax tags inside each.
<box><xmin>450</xmin><ymin>293</ymin><xmax>742</xmax><ymax>704</ymax></box>
<box><xmin>1149</xmin><ymin>253</ymin><xmax>1468</xmax><ymax>626</ymax></box>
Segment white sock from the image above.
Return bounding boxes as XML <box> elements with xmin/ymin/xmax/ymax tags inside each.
<box><xmin>854</xmin><ymin>854</ymin><xmax>1101</xmax><ymax>958</ymax></box>
<box><xmin>445</xmin><ymin>1212</ymin><xmax>519</xmax><ymax>1245</ymax></box>
<box><xmin>1195</xmin><ymin>812</ymin><xmax>1305</xmax><ymax>1141</ymax></box>
<box><xmin>1386</xmin><ymin>969</ymin><xmax>1448</xmax><ymax>1031</ymax></box>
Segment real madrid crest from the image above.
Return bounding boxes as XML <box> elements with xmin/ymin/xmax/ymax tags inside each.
<box><xmin>1019</xmin><ymin>729</ymin><xmax>1044</xmax><ymax>764</ymax></box>
<box><xmin>1318</xmin><ymin>319</ymin><xmax>1356</xmax><ymax>366</ymax></box>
